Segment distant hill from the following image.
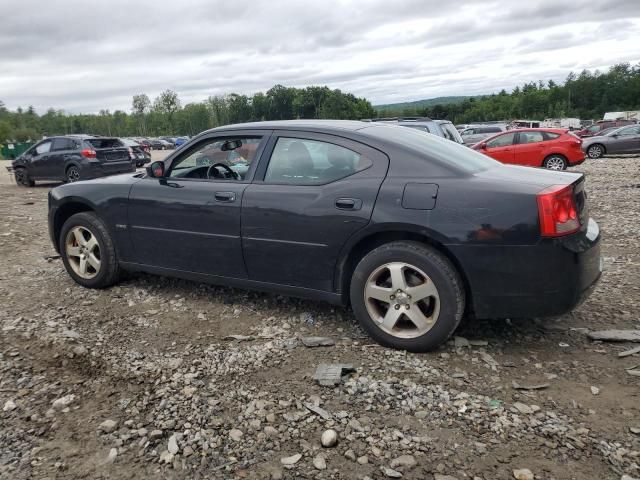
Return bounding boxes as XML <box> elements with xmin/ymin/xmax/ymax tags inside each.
<box><xmin>374</xmin><ymin>96</ymin><xmax>473</xmax><ymax>112</ymax></box>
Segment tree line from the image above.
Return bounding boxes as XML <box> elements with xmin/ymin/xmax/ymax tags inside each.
<box><xmin>388</xmin><ymin>63</ymin><xmax>640</xmax><ymax>123</ymax></box>
<box><xmin>1</xmin><ymin>63</ymin><xmax>639</xmax><ymax>144</ymax></box>
<box><xmin>0</xmin><ymin>85</ymin><xmax>375</xmax><ymax>142</ymax></box>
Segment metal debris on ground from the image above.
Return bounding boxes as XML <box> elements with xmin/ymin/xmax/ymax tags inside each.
<box><xmin>223</xmin><ymin>335</ymin><xmax>253</xmax><ymax>342</ymax></box>
<box><xmin>618</xmin><ymin>345</ymin><xmax>640</xmax><ymax>357</ymax></box>
<box><xmin>301</xmin><ymin>336</ymin><xmax>335</xmax><ymax>347</ymax></box>
<box><xmin>304</xmin><ymin>402</ymin><xmax>331</xmax><ymax>420</ymax></box>
<box><xmin>313</xmin><ymin>363</ymin><xmax>356</xmax><ymax>386</ymax></box>
<box><xmin>587</xmin><ymin>330</ymin><xmax>640</xmax><ymax>342</ymax></box>
<box><xmin>512</xmin><ymin>381</ymin><xmax>550</xmax><ymax>390</ymax></box>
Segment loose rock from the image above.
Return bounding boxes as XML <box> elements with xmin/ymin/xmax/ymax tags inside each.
<box><xmin>321</xmin><ymin>429</ymin><xmax>338</xmax><ymax>447</ymax></box>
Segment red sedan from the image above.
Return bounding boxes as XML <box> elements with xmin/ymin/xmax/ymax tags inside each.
<box><xmin>472</xmin><ymin>128</ymin><xmax>584</xmax><ymax>170</ymax></box>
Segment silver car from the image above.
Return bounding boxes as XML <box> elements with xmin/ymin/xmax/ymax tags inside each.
<box><xmin>582</xmin><ymin>124</ymin><xmax>640</xmax><ymax>159</ymax></box>
<box><xmin>459</xmin><ymin>125</ymin><xmax>506</xmax><ymax>146</ymax></box>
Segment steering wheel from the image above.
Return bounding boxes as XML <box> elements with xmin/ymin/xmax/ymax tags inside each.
<box><xmin>207</xmin><ymin>163</ymin><xmax>240</xmax><ymax>180</ymax></box>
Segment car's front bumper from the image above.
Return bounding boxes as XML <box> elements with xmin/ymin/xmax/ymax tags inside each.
<box><xmin>450</xmin><ymin>217</ymin><xmax>602</xmax><ymax>319</ymax></box>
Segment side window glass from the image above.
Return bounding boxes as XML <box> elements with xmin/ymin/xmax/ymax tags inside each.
<box><xmin>35</xmin><ymin>141</ymin><xmax>52</xmax><ymax>155</ymax></box>
<box><xmin>52</xmin><ymin>138</ymin><xmax>74</xmax><ymax>151</ymax></box>
<box><xmin>519</xmin><ymin>132</ymin><xmax>545</xmax><ymax>144</ymax></box>
<box><xmin>264</xmin><ymin>138</ymin><xmax>372</xmax><ymax>185</ymax></box>
<box><xmin>486</xmin><ymin>133</ymin><xmax>515</xmax><ymax>148</ymax></box>
<box><xmin>168</xmin><ymin>137</ymin><xmax>262</xmax><ymax>181</ymax></box>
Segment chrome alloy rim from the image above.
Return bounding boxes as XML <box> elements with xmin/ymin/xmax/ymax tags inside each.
<box><xmin>65</xmin><ymin>226</ymin><xmax>101</xmax><ymax>279</ymax></box>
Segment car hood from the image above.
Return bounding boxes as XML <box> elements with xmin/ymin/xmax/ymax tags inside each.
<box><xmin>475</xmin><ymin>164</ymin><xmax>582</xmax><ymax>189</ymax></box>
<box><xmin>581</xmin><ymin>134</ymin><xmax>613</xmax><ymax>146</ymax></box>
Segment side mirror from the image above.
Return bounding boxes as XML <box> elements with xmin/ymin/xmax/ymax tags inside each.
<box><xmin>146</xmin><ymin>161</ymin><xmax>165</xmax><ymax>178</ymax></box>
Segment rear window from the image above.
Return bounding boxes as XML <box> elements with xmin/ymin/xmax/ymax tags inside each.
<box><xmin>85</xmin><ymin>138</ymin><xmax>122</xmax><ymax>149</ymax></box>
<box><xmin>362</xmin><ymin>124</ymin><xmax>499</xmax><ymax>173</ymax></box>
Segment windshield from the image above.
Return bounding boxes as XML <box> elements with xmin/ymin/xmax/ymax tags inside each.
<box><xmin>361</xmin><ymin>124</ymin><xmax>500</xmax><ymax>173</ymax></box>
<box><xmin>603</xmin><ymin>126</ymin><xmax>626</xmax><ymax>136</ymax></box>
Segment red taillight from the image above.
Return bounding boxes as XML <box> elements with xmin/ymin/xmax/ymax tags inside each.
<box><xmin>81</xmin><ymin>148</ymin><xmax>96</xmax><ymax>158</ymax></box>
<box><xmin>537</xmin><ymin>184</ymin><xmax>580</xmax><ymax>237</ymax></box>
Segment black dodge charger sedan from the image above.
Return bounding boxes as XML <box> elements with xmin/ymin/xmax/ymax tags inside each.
<box><xmin>47</xmin><ymin>120</ymin><xmax>602</xmax><ymax>351</ymax></box>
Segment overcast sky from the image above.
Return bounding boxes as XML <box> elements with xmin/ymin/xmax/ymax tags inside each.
<box><xmin>1</xmin><ymin>0</ymin><xmax>639</xmax><ymax>113</ymax></box>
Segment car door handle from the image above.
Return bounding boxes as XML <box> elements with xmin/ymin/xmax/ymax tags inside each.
<box><xmin>335</xmin><ymin>198</ymin><xmax>362</xmax><ymax>210</ymax></box>
<box><xmin>215</xmin><ymin>191</ymin><xmax>236</xmax><ymax>202</ymax></box>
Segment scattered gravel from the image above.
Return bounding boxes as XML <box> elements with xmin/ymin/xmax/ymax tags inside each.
<box><xmin>0</xmin><ymin>156</ymin><xmax>639</xmax><ymax>479</ymax></box>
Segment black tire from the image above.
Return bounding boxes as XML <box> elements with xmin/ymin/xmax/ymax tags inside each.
<box><xmin>14</xmin><ymin>168</ymin><xmax>35</xmax><ymax>187</ymax></box>
<box><xmin>59</xmin><ymin>212</ymin><xmax>120</xmax><ymax>289</ymax></box>
<box><xmin>66</xmin><ymin>165</ymin><xmax>81</xmax><ymax>183</ymax></box>
<box><xmin>587</xmin><ymin>144</ymin><xmax>605</xmax><ymax>159</ymax></box>
<box><xmin>543</xmin><ymin>155</ymin><xmax>568</xmax><ymax>170</ymax></box>
<box><xmin>350</xmin><ymin>241</ymin><xmax>465</xmax><ymax>352</ymax></box>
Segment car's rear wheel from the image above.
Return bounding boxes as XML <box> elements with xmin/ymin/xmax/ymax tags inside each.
<box><xmin>14</xmin><ymin>168</ymin><xmax>35</xmax><ymax>187</ymax></box>
<box><xmin>66</xmin><ymin>166</ymin><xmax>81</xmax><ymax>182</ymax></box>
<box><xmin>60</xmin><ymin>212</ymin><xmax>119</xmax><ymax>288</ymax></box>
<box><xmin>543</xmin><ymin>155</ymin><xmax>568</xmax><ymax>170</ymax></box>
<box><xmin>587</xmin><ymin>144</ymin><xmax>604</xmax><ymax>159</ymax></box>
<box><xmin>350</xmin><ymin>241</ymin><xmax>465</xmax><ymax>352</ymax></box>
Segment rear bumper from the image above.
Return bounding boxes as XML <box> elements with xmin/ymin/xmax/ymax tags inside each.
<box><xmin>82</xmin><ymin>161</ymin><xmax>135</xmax><ymax>179</ymax></box>
<box><xmin>450</xmin><ymin>218</ymin><xmax>602</xmax><ymax>319</ymax></box>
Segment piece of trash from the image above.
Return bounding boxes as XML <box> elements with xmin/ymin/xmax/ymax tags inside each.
<box><xmin>479</xmin><ymin>352</ymin><xmax>499</xmax><ymax>370</ymax></box>
<box><xmin>301</xmin><ymin>312</ymin><xmax>315</xmax><ymax>325</ymax></box>
<box><xmin>488</xmin><ymin>399</ymin><xmax>503</xmax><ymax>409</ymax></box>
<box><xmin>587</xmin><ymin>330</ymin><xmax>640</xmax><ymax>343</ymax></box>
<box><xmin>304</xmin><ymin>402</ymin><xmax>331</xmax><ymax>420</ymax></box>
<box><xmin>313</xmin><ymin>363</ymin><xmax>355</xmax><ymax>387</ymax></box>
<box><xmin>558</xmin><ymin>342</ymin><xmax>570</xmax><ymax>348</ymax></box>
<box><xmin>619</xmin><ymin>346</ymin><xmax>640</xmax><ymax>358</ymax></box>
<box><xmin>590</xmin><ymin>386</ymin><xmax>600</xmax><ymax>395</ymax></box>
<box><xmin>43</xmin><ymin>254</ymin><xmax>61</xmax><ymax>261</ymax></box>
<box><xmin>223</xmin><ymin>335</ymin><xmax>253</xmax><ymax>342</ymax></box>
<box><xmin>301</xmin><ymin>336</ymin><xmax>335</xmax><ymax>348</ymax></box>
<box><xmin>512</xmin><ymin>381</ymin><xmax>550</xmax><ymax>391</ymax></box>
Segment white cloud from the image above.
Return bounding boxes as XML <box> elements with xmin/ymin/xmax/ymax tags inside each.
<box><xmin>1</xmin><ymin>0</ymin><xmax>639</xmax><ymax>112</ymax></box>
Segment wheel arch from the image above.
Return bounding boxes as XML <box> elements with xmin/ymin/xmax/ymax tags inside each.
<box><xmin>334</xmin><ymin>225</ymin><xmax>473</xmax><ymax>314</ymax></box>
<box><xmin>52</xmin><ymin>200</ymin><xmax>95</xmax><ymax>251</ymax></box>
<box><xmin>542</xmin><ymin>152</ymin><xmax>568</xmax><ymax>166</ymax></box>
<box><xmin>587</xmin><ymin>143</ymin><xmax>606</xmax><ymax>155</ymax></box>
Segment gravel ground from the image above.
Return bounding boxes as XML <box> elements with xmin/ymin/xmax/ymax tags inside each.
<box><xmin>0</xmin><ymin>155</ymin><xmax>639</xmax><ymax>480</ymax></box>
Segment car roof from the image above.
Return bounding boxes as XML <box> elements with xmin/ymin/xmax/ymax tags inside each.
<box><xmin>206</xmin><ymin>120</ymin><xmax>370</xmax><ymax>134</ymax></box>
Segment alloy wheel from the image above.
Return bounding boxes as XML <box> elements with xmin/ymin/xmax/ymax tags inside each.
<box><xmin>364</xmin><ymin>262</ymin><xmax>440</xmax><ymax>338</ymax></box>
<box><xmin>67</xmin><ymin>167</ymin><xmax>80</xmax><ymax>182</ymax></box>
<box><xmin>545</xmin><ymin>156</ymin><xmax>566</xmax><ymax>170</ymax></box>
<box><xmin>65</xmin><ymin>226</ymin><xmax>101</xmax><ymax>279</ymax></box>
<box><xmin>588</xmin><ymin>145</ymin><xmax>603</xmax><ymax>159</ymax></box>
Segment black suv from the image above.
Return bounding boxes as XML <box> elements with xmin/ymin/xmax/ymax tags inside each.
<box><xmin>8</xmin><ymin>136</ymin><xmax>135</xmax><ymax>186</ymax></box>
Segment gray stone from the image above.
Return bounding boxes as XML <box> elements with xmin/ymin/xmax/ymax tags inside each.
<box><xmin>313</xmin><ymin>454</ymin><xmax>327</xmax><ymax>470</ymax></box>
<box><xmin>280</xmin><ymin>453</ymin><xmax>302</xmax><ymax>465</ymax></box>
<box><xmin>301</xmin><ymin>336</ymin><xmax>335</xmax><ymax>347</ymax></box>
<box><xmin>106</xmin><ymin>448</ymin><xmax>118</xmax><ymax>463</ymax></box>
<box><xmin>98</xmin><ymin>419</ymin><xmax>118</xmax><ymax>433</ymax></box>
<box><xmin>434</xmin><ymin>475</ymin><xmax>458</xmax><ymax>480</ymax></box>
<box><xmin>229</xmin><ymin>428</ymin><xmax>243</xmax><ymax>441</ymax></box>
<box><xmin>618</xmin><ymin>345</ymin><xmax>640</xmax><ymax>357</ymax></box>
<box><xmin>390</xmin><ymin>454</ymin><xmax>416</xmax><ymax>469</ymax></box>
<box><xmin>304</xmin><ymin>402</ymin><xmax>331</xmax><ymax>420</ymax></box>
<box><xmin>149</xmin><ymin>429</ymin><xmax>163</xmax><ymax>439</ymax></box>
<box><xmin>357</xmin><ymin>455</ymin><xmax>369</xmax><ymax>464</ymax></box>
<box><xmin>321</xmin><ymin>429</ymin><xmax>338</xmax><ymax>447</ymax></box>
<box><xmin>382</xmin><ymin>466</ymin><xmax>403</xmax><ymax>478</ymax></box>
<box><xmin>51</xmin><ymin>394</ymin><xmax>75</xmax><ymax>410</ymax></box>
<box><xmin>344</xmin><ymin>449</ymin><xmax>356</xmax><ymax>461</ymax></box>
<box><xmin>513</xmin><ymin>469</ymin><xmax>534</xmax><ymax>480</ymax></box>
<box><xmin>513</xmin><ymin>402</ymin><xmax>533</xmax><ymax>414</ymax></box>
<box><xmin>3</xmin><ymin>400</ymin><xmax>17</xmax><ymax>412</ymax></box>
<box><xmin>167</xmin><ymin>433</ymin><xmax>179</xmax><ymax>454</ymax></box>
<box><xmin>313</xmin><ymin>364</ymin><xmax>355</xmax><ymax>386</ymax></box>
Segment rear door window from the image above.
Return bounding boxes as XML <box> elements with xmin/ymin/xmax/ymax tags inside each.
<box><xmin>518</xmin><ymin>132</ymin><xmax>545</xmax><ymax>144</ymax></box>
<box><xmin>51</xmin><ymin>138</ymin><xmax>79</xmax><ymax>151</ymax></box>
<box><xmin>264</xmin><ymin>137</ymin><xmax>371</xmax><ymax>185</ymax></box>
<box><xmin>543</xmin><ymin>132</ymin><xmax>560</xmax><ymax>140</ymax></box>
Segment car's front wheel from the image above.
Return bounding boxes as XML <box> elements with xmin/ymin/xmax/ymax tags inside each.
<box><xmin>543</xmin><ymin>155</ymin><xmax>568</xmax><ymax>170</ymax></box>
<box><xmin>14</xmin><ymin>167</ymin><xmax>35</xmax><ymax>187</ymax></box>
<box><xmin>350</xmin><ymin>241</ymin><xmax>465</xmax><ymax>352</ymax></box>
<box><xmin>587</xmin><ymin>144</ymin><xmax>605</xmax><ymax>159</ymax></box>
<box><xmin>60</xmin><ymin>212</ymin><xmax>120</xmax><ymax>288</ymax></box>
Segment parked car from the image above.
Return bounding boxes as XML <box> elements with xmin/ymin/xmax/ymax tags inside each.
<box><xmin>576</xmin><ymin>119</ymin><xmax>636</xmax><ymax>137</ymax></box>
<box><xmin>144</xmin><ymin>139</ymin><xmax>164</xmax><ymax>150</ymax></box>
<box><xmin>459</xmin><ymin>125</ymin><xmax>506</xmax><ymax>145</ymax></box>
<box><xmin>581</xmin><ymin>124</ymin><xmax>640</xmax><ymax>159</ymax></box>
<box><xmin>119</xmin><ymin>138</ymin><xmax>151</xmax><ymax>167</ymax></box>
<box><xmin>472</xmin><ymin>128</ymin><xmax>584</xmax><ymax>170</ymax></box>
<box><xmin>434</xmin><ymin>120</ymin><xmax>464</xmax><ymax>144</ymax></box>
<box><xmin>366</xmin><ymin>117</ymin><xmax>446</xmax><ymax>138</ymax></box>
<box><xmin>47</xmin><ymin>120</ymin><xmax>601</xmax><ymax>352</ymax></box>
<box><xmin>8</xmin><ymin>136</ymin><xmax>134</xmax><ymax>185</ymax></box>
<box><xmin>159</xmin><ymin>137</ymin><xmax>175</xmax><ymax>149</ymax></box>
<box><xmin>175</xmin><ymin>136</ymin><xmax>189</xmax><ymax>148</ymax></box>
